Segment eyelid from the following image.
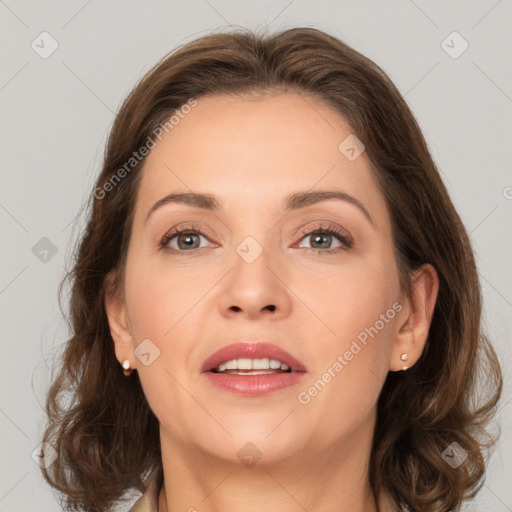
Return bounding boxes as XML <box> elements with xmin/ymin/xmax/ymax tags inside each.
<box><xmin>296</xmin><ymin>221</ymin><xmax>353</xmax><ymax>243</ymax></box>
<box><xmin>161</xmin><ymin>221</ymin><xmax>216</xmax><ymax>239</ymax></box>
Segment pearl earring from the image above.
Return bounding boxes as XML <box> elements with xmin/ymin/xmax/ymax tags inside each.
<box><xmin>400</xmin><ymin>353</ymin><xmax>409</xmax><ymax>371</ymax></box>
<box><xmin>122</xmin><ymin>359</ymin><xmax>132</xmax><ymax>376</ymax></box>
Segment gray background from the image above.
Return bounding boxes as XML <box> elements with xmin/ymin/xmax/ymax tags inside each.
<box><xmin>1</xmin><ymin>0</ymin><xmax>511</xmax><ymax>510</ymax></box>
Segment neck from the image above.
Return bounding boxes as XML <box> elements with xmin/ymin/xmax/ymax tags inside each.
<box><xmin>157</xmin><ymin>412</ymin><xmax>378</xmax><ymax>512</ymax></box>
<box><xmin>158</xmin><ymin>468</ymin><xmax>377</xmax><ymax>512</ymax></box>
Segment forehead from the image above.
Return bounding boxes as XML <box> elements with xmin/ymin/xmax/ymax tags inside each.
<box><xmin>135</xmin><ymin>92</ymin><xmax>388</xmax><ymax>223</ymax></box>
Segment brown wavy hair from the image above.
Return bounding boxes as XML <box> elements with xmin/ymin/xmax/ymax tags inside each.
<box><xmin>40</xmin><ymin>26</ymin><xmax>503</xmax><ymax>512</ymax></box>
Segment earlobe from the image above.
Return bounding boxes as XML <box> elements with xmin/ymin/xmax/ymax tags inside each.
<box><xmin>104</xmin><ymin>271</ymin><xmax>137</xmax><ymax>371</ymax></box>
<box><xmin>390</xmin><ymin>264</ymin><xmax>439</xmax><ymax>372</ymax></box>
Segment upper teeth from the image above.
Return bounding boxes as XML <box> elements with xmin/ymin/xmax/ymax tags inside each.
<box><xmin>216</xmin><ymin>358</ymin><xmax>290</xmax><ymax>372</ymax></box>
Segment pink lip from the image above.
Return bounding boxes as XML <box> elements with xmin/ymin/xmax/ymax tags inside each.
<box><xmin>203</xmin><ymin>371</ymin><xmax>307</xmax><ymax>396</ymax></box>
<box><xmin>201</xmin><ymin>342</ymin><xmax>307</xmax><ymax>396</ymax></box>
<box><xmin>201</xmin><ymin>342</ymin><xmax>307</xmax><ymax>373</ymax></box>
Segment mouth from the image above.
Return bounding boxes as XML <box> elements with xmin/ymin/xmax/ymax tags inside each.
<box><xmin>201</xmin><ymin>341</ymin><xmax>307</xmax><ymax>374</ymax></box>
<box><xmin>201</xmin><ymin>342</ymin><xmax>307</xmax><ymax>396</ymax></box>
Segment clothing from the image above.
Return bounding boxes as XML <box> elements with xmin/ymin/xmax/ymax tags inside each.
<box><xmin>128</xmin><ymin>467</ymin><xmax>404</xmax><ymax>512</ymax></box>
<box><xmin>128</xmin><ymin>467</ymin><xmax>161</xmax><ymax>512</ymax></box>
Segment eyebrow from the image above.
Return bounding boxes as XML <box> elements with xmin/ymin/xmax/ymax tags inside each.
<box><xmin>145</xmin><ymin>189</ymin><xmax>374</xmax><ymax>227</ymax></box>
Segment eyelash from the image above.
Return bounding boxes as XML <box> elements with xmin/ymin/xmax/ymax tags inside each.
<box><xmin>159</xmin><ymin>222</ymin><xmax>353</xmax><ymax>256</ymax></box>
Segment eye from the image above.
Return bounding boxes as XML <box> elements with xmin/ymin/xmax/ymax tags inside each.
<box><xmin>160</xmin><ymin>224</ymin><xmax>214</xmax><ymax>253</ymax></box>
<box><xmin>159</xmin><ymin>222</ymin><xmax>353</xmax><ymax>255</ymax></box>
<box><xmin>296</xmin><ymin>223</ymin><xmax>353</xmax><ymax>254</ymax></box>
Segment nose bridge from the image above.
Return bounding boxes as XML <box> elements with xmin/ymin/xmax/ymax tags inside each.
<box><xmin>217</xmin><ymin>230</ymin><xmax>292</xmax><ymax>318</ymax></box>
<box><xmin>232</xmin><ymin>232</ymin><xmax>276</xmax><ymax>296</ymax></box>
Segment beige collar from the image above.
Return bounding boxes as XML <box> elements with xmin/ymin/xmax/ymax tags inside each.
<box><xmin>128</xmin><ymin>468</ymin><xmax>404</xmax><ymax>512</ymax></box>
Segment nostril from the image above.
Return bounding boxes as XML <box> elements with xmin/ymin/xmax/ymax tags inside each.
<box><xmin>227</xmin><ymin>305</ymin><xmax>276</xmax><ymax>313</ymax></box>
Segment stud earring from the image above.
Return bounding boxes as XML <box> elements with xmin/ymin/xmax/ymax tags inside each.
<box><xmin>122</xmin><ymin>359</ymin><xmax>132</xmax><ymax>376</ymax></box>
<box><xmin>400</xmin><ymin>353</ymin><xmax>409</xmax><ymax>371</ymax></box>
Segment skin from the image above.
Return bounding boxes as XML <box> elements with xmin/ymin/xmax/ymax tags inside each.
<box><xmin>106</xmin><ymin>92</ymin><xmax>439</xmax><ymax>512</ymax></box>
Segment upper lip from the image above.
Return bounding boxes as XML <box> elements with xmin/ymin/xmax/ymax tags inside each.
<box><xmin>201</xmin><ymin>342</ymin><xmax>307</xmax><ymax>373</ymax></box>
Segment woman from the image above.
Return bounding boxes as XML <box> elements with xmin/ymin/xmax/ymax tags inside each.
<box><xmin>40</xmin><ymin>27</ymin><xmax>502</xmax><ymax>512</ymax></box>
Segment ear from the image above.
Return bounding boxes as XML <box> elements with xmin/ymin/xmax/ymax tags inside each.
<box><xmin>104</xmin><ymin>271</ymin><xmax>137</xmax><ymax>371</ymax></box>
<box><xmin>389</xmin><ymin>263</ymin><xmax>439</xmax><ymax>372</ymax></box>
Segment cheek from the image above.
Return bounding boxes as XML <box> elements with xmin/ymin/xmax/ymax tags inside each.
<box><xmin>296</xmin><ymin>310</ymin><xmax>396</xmax><ymax>436</ymax></box>
<box><xmin>123</xmin><ymin>259</ymin><xmax>202</xmax><ymax>433</ymax></box>
<box><xmin>293</xmin><ymin>252</ymin><xmax>399</xmax><ymax>409</ymax></box>
<box><xmin>124</xmin><ymin>256</ymin><xmax>202</xmax><ymax>341</ymax></box>
<box><xmin>295</xmin><ymin>245</ymin><xmax>399</xmax><ymax>345</ymax></box>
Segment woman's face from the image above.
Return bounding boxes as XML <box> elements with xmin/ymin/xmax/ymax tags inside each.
<box><xmin>112</xmin><ymin>92</ymin><xmax>407</xmax><ymax>465</ymax></box>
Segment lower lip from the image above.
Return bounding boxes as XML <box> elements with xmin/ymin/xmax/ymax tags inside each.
<box><xmin>203</xmin><ymin>371</ymin><xmax>307</xmax><ymax>396</ymax></box>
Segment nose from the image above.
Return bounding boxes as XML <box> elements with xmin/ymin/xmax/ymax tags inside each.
<box><xmin>217</xmin><ymin>243</ymin><xmax>292</xmax><ymax>321</ymax></box>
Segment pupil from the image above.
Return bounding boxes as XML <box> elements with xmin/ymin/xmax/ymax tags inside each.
<box><xmin>312</xmin><ymin>233</ymin><xmax>330</xmax><ymax>249</ymax></box>
<box><xmin>178</xmin><ymin>233</ymin><xmax>199</xmax><ymax>250</ymax></box>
